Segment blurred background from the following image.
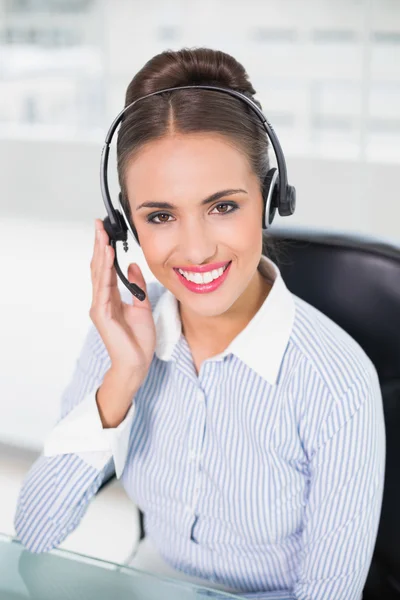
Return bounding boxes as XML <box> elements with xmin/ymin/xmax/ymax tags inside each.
<box><xmin>0</xmin><ymin>0</ymin><xmax>399</xmax><ymax>564</ymax></box>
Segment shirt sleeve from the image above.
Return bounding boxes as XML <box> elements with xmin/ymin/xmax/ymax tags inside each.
<box><xmin>43</xmin><ymin>388</ymin><xmax>136</xmax><ymax>479</ymax></box>
<box><xmin>14</xmin><ymin>321</ymin><xmax>132</xmax><ymax>552</ymax></box>
<box><xmin>240</xmin><ymin>592</ymin><xmax>295</xmax><ymax>600</ymax></box>
<box><xmin>14</xmin><ymin>281</ymin><xmax>162</xmax><ymax>554</ymax></box>
<box><xmin>291</xmin><ymin>369</ymin><xmax>386</xmax><ymax>600</ymax></box>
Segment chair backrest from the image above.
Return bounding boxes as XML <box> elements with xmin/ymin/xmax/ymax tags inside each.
<box><xmin>267</xmin><ymin>227</ymin><xmax>400</xmax><ymax>599</ymax></box>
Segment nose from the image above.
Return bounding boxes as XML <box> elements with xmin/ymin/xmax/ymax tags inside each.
<box><xmin>179</xmin><ymin>218</ymin><xmax>217</xmax><ymax>266</ymax></box>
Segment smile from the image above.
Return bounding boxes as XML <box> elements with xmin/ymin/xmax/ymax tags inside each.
<box><xmin>174</xmin><ymin>261</ymin><xmax>232</xmax><ymax>294</ymax></box>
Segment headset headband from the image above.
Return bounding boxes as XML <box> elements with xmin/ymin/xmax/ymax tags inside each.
<box><xmin>100</xmin><ymin>84</ymin><xmax>292</xmax><ymax>231</ymax></box>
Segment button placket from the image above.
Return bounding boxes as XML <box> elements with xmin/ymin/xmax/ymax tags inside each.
<box><xmin>196</xmin><ymin>388</ymin><xmax>204</xmax><ymax>403</ymax></box>
<box><xmin>187</xmin><ymin>386</ymin><xmax>206</xmax><ymax>514</ymax></box>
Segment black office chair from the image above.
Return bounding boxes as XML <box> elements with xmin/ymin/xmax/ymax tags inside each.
<box><xmin>266</xmin><ymin>227</ymin><xmax>400</xmax><ymax>600</ymax></box>
<box><xmin>101</xmin><ymin>227</ymin><xmax>400</xmax><ymax>599</ymax></box>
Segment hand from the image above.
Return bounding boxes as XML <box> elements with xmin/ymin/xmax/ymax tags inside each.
<box><xmin>89</xmin><ymin>219</ymin><xmax>156</xmax><ymax>385</ymax></box>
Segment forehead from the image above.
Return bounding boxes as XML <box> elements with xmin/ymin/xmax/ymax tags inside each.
<box><xmin>124</xmin><ymin>133</ymin><xmax>253</xmax><ymax>204</ymax></box>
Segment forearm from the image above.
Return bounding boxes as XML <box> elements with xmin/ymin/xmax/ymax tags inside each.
<box><xmin>240</xmin><ymin>591</ymin><xmax>295</xmax><ymax>599</ymax></box>
<box><xmin>199</xmin><ymin>589</ymin><xmax>295</xmax><ymax>600</ymax></box>
<box><xmin>95</xmin><ymin>367</ymin><xmax>141</xmax><ymax>429</ymax></box>
<box><xmin>14</xmin><ymin>453</ymin><xmax>112</xmax><ymax>553</ymax></box>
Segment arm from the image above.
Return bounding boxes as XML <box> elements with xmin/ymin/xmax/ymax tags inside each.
<box><xmin>237</xmin><ymin>370</ymin><xmax>385</xmax><ymax>600</ymax></box>
<box><xmin>43</xmin><ymin>368</ymin><xmax>138</xmax><ymax>476</ymax></box>
<box><xmin>14</xmin><ymin>323</ymin><xmax>137</xmax><ymax>553</ymax></box>
<box><xmin>241</xmin><ymin>593</ymin><xmax>295</xmax><ymax>599</ymax></box>
<box><xmin>291</xmin><ymin>371</ymin><xmax>386</xmax><ymax>600</ymax></box>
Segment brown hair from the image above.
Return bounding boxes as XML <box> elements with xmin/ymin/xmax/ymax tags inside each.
<box><xmin>117</xmin><ymin>47</ymin><xmax>277</xmax><ymax>258</ymax></box>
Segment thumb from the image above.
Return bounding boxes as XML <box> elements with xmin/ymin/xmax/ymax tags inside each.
<box><xmin>127</xmin><ymin>263</ymin><xmax>149</xmax><ymax>304</ymax></box>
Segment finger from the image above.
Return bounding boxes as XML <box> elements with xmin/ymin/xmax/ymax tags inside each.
<box><xmin>91</xmin><ymin>219</ymin><xmax>102</xmax><ymax>287</ymax></box>
<box><xmin>127</xmin><ymin>263</ymin><xmax>151</xmax><ymax>309</ymax></box>
<box><xmin>92</xmin><ymin>227</ymin><xmax>107</xmax><ymax>302</ymax></box>
<box><xmin>97</xmin><ymin>243</ymin><xmax>118</xmax><ymax>310</ymax></box>
<box><xmin>95</xmin><ymin>220</ymin><xmax>111</xmax><ymax>285</ymax></box>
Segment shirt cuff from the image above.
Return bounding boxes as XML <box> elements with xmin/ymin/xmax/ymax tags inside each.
<box><xmin>43</xmin><ymin>391</ymin><xmax>135</xmax><ymax>479</ymax></box>
<box><xmin>240</xmin><ymin>592</ymin><xmax>295</xmax><ymax>600</ymax></box>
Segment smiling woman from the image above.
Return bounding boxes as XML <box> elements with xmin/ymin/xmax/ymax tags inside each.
<box><xmin>124</xmin><ymin>131</ymin><xmax>271</xmax><ymax>330</ymax></box>
<box><xmin>14</xmin><ymin>47</ymin><xmax>385</xmax><ymax>600</ymax></box>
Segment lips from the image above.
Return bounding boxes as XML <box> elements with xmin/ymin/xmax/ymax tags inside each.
<box><xmin>173</xmin><ymin>261</ymin><xmax>230</xmax><ymax>273</ymax></box>
<box><xmin>174</xmin><ymin>261</ymin><xmax>232</xmax><ymax>294</ymax></box>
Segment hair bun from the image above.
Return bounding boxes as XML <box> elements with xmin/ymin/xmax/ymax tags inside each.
<box><xmin>125</xmin><ymin>47</ymin><xmax>257</xmax><ymax>105</ymax></box>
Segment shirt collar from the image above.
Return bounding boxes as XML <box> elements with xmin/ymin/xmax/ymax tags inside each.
<box><xmin>152</xmin><ymin>255</ymin><xmax>296</xmax><ymax>385</ymax></box>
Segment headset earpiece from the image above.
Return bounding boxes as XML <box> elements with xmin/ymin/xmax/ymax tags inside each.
<box><xmin>102</xmin><ymin>208</ymin><xmax>146</xmax><ymax>302</ymax></box>
<box><xmin>279</xmin><ymin>185</ymin><xmax>296</xmax><ymax>217</ymax></box>
<box><xmin>117</xmin><ymin>193</ymin><xmax>141</xmax><ymax>246</ymax></box>
<box><xmin>262</xmin><ymin>168</ymin><xmax>279</xmax><ymax>229</ymax></box>
<box><xmin>103</xmin><ymin>209</ymin><xmax>128</xmax><ymax>245</ymax></box>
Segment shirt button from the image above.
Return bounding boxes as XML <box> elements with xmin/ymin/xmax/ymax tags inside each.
<box><xmin>196</xmin><ymin>390</ymin><xmax>204</xmax><ymax>402</ymax></box>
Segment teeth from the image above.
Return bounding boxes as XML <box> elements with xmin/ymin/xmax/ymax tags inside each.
<box><xmin>178</xmin><ymin>264</ymin><xmax>228</xmax><ymax>284</ymax></box>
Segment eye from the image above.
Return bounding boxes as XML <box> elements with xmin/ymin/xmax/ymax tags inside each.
<box><xmin>146</xmin><ymin>212</ymin><xmax>173</xmax><ymax>224</ymax></box>
<box><xmin>210</xmin><ymin>202</ymin><xmax>239</xmax><ymax>215</ymax></box>
<box><xmin>145</xmin><ymin>202</ymin><xmax>239</xmax><ymax>225</ymax></box>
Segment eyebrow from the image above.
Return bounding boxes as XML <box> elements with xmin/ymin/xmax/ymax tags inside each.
<box><xmin>135</xmin><ymin>189</ymin><xmax>247</xmax><ymax>211</ymax></box>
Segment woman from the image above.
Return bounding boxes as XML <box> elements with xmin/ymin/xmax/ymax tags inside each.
<box><xmin>15</xmin><ymin>48</ymin><xmax>385</xmax><ymax>600</ymax></box>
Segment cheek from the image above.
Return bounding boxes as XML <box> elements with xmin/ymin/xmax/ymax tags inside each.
<box><xmin>140</xmin><ymin>239</ymin><xmax>164</xmax><ymax>263</ymax></box>
<box><xmin>137</xmin><ymin>204</ymin><xmax>263</xmax><ymax>261</ymax></box>
<box><xmin>138</xmin><ymin>229</ymin><xmax>172</xmax><ymax>270</ymax></box>
<box><xmin>226</xmin><ymin>209</ymin><xmax>263</xmax><ymax>252</ymax></box>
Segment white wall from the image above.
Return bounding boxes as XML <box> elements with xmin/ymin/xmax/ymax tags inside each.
<box><xmin>1</xmin><ymin>137</ymin><xmax>399</xmax><ymax>240</ymax></box>
<box><xmin>0</xmin><ymin>215</ymin><xmax>154</xmax><ymax>451</ymax></box>
<box><xmin>1</xmin><ymin>0</ymin><xmax>400</xmax><ymax>451</ymax></box>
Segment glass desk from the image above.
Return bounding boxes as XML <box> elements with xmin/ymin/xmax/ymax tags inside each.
<box><xmin>0</xmin><ymin>533</ymin><xmax>241</xmax><ymax>600</ymax></box>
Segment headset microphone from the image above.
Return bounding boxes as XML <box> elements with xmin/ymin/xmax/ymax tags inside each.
<box><xmin>100</xmin><ymin>85</ymin><xmax>296</xmax><ymax>302</ymax></box>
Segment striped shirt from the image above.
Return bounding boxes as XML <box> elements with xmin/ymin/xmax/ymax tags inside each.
<box><xmin>14</xmin><ymin>254</ymin><xmax>386</xmax><ymax>600</ymax></box>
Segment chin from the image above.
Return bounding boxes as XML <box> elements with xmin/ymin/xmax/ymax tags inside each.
<box><xmin>178</xmin><ymin>288</ymin><xmax>240</xmax><ymax>316</ymax></box>
<box><xmin>185</xmin><ymin>304</ymin><xmax>227</xmax><ymax>318</ymax></box>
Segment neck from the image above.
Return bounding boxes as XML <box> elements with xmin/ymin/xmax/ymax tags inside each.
<box><xmin>179</xmin><ymin>265</ymin><xmax>272</xmax><ymax>350</ymax></box>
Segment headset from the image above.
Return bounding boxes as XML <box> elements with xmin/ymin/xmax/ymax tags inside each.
<box><xmin>100</xmin><ymin>85</ymin><xmax>296</xmax><ymax>302</ymax></box>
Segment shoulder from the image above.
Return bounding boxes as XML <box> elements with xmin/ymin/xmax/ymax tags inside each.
<box><xmin>286</xmin><ymin>293</ymin><xmax>381</xmax><ymax>446</ymax></box>
<box><xmin>290</xmin><ymin>293</ymin><xmax>378</xmax><ymax>396</ymax></box>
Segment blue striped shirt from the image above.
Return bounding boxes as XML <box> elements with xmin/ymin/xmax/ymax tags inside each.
<box><xmin>14</xmin><ymin>254</ymin><xmax>385</xmax><ymax>600</ymax></box>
